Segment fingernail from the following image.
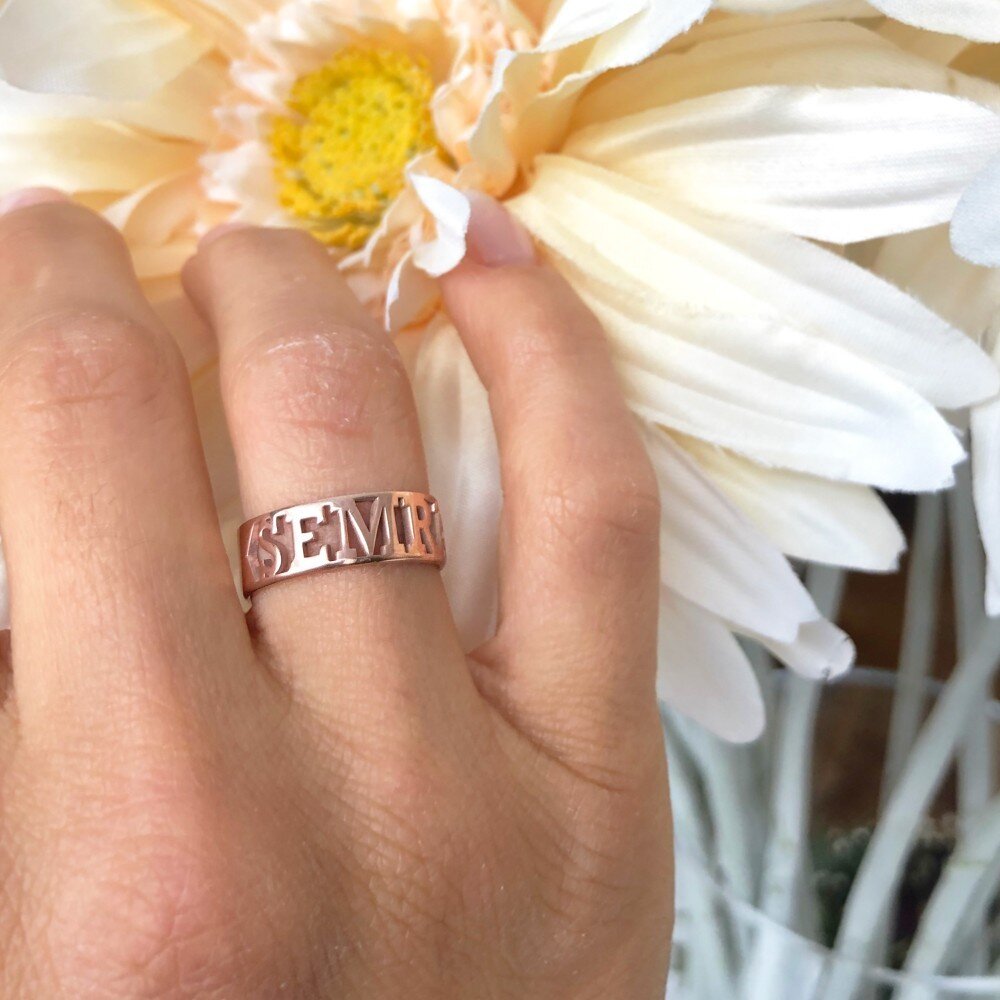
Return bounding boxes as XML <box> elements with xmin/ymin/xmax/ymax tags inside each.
<box><xmin>0</xmin><ymin>187</ymin><xmax>68</xmax><ymax>216</ymax></box>
<box><xmin>199</xmin><ymin>221</ymin><xmax>251</xmax><ymax>249</ymax></box>
<box><xmin>464</xmin><ymin>192</ymin><xmax>536</xmax><ymax>267</ymax></box>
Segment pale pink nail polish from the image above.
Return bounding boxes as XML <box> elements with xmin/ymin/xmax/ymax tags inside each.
<box><xmin>199</xmin><ymin>221</ymin><xmax>252</xmax><ymax>249</ymax></box>
<box><xmin>465</xmin><ymin>191</ymin><xmax>536</xmax><ymax>267</ymax></box>
<box><xmin>0</xmin><ymin>187</ymin><xmax>68</xmax><ymax>216</ymax></box>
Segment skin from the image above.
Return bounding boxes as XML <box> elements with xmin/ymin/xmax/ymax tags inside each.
<box><xmin>0</xmin><ymin>192</ymin><xmax>672</xmax><ymax>999</ymax></box>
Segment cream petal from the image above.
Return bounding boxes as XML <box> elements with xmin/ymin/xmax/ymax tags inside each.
<box><xmin>228</xmin><ymin>60</ymin><xmax>295</xmax><ymax>108</ymax></box>
<box><xmin>463</xmin><ymin>49</ymin><xmax>546</xmax><ymax>193</ymax></box>
<box><xmin>658</xmin><ymin>591</ymin><xmax>766</xmax><ymax>743</ymax></box>
<box><xmin>577</xmin><ymin>0</ymin><xmax>711</xmax><ymax>73</ymax></box>
<box><xmin>952</xmin><ymin>154</ymin><xmax>1000</xmax><ymax>267</ymax></box>
<box><xmin>870</xmin><ymin>0</ymin><xmax>1000</xmax><ymax>43</ymax></box>
<box><xmin>875</xmin><ymin>224</ymin><xmax>1000</xmax><ymax>341</ymax></box>
<box><xmin>159</xmin><ymin>0</ymin><xmax>278</xmax><ymax>55</ymax></box>
<box><xmin>643</xmin><ymin>426</ymin><xmax>820</xmax><ymax>644</ymax></box>
<box><xmin>510</xmin><ymin>156</ymin><xmax>999</xmax><ymax>410</ymax></box>
<box><xmin>130</xmin><ymin>241</ymin><xmax>198</xmax><ymax>280</ymax></box>
<box><xmin>406</xmin><ymin>319</ymin><xmax>501</xmax><ymax>651</ymax></box>
<box><xmin>500</xmin><ymin>0</ymin><xmax>710</xmax><ymax>170</ymax></box>
<box><xmin>573</xmin><ymin>21</ymin><xmax>1000</xmax><ymax>131</ymax></box>
<box><xmin>672</xmin><ymin>1</ymin><xmax>876</xmax><ymax>47</ymax></box>
<box><xmin>566</xmin><ymin>86</ymin><xmax>1000</xmax><ymax>243</ymax></box>
<box><xmin>201</xmin><ymin>140</ymin><xmax>281</xmax><ymax>222</ymax></box>
<box><xmin>876</xmin><ymin>20</ymin><xmax>971</xmax><ymax>65</ymax></box>
<box><xmin>0</xmin><ymin>0</ymin><xmax>209</xmax><ymax>100</ymax></box>
<box><xmin>104</xmin><ymin>172</ymin><xmax>202</xmax><ymax>244</ymax></box>
<box><xmin>0</xmin><ymin>119</ymin><xmax>197</xmax><ymax>194</ymax></box>
<box><xmin>0</xmin><ymin>56</ymin><xmax>226</xmax><ymax>144</ymax></box>
<box><xmin>677</xmin><ymin>436</ymin><xmax>906</xmax><ymax>571</ymax></box>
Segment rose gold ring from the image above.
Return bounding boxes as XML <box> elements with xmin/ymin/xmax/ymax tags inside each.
<box><xmin>239</xmin><ymin>491</ymin><xmax>445</xmax><ymax>597</ymax></box>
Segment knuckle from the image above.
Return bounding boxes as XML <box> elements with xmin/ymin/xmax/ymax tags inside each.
<box><xmin>228</xmin><ymin>324</ymin><xmax>416</xmax><ymax>445</ymax></box>
<box><xmin>44</xmin><ymin>837</ymin><xmax>234</xmax><ymax>998</ymax></box>
<box><xmin>536</xmin><ymin>454</ymin><xmax>661</xmax><ymax>552</ymax></box>
<box><xmin>25</xmin><ymin>742</ymin><xmax>250</xmax><ymax>998</ymax></box>
<box><xmin>0</xmin><ymin>310</ymin><xmax>179</xmax><ymax>443</ymax></box>
<box><xmin>0</xmin><ymin>202</ymin><xmax>126</xmax><ymax>284</ymax></box>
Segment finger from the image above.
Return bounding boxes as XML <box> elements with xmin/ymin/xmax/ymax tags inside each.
<box><xmin>182</xmin><ymin>227</ymin><xmax>467</xmax><ymax>713</ymax></box>
<box><xmin>439</xmin><ymin>196</ymin><xmax>661</xmax><ymax>739</ymax></box>
<box><xmin>0</xmin><ymin>192</ymin><xmax>250</xmax><ymax>730</ymax></box>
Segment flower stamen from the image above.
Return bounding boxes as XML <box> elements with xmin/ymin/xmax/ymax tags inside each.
<box><xmin>270</xmin><ymin>47</ymin><xmax>438</xmax><ymax>249</ymax></box>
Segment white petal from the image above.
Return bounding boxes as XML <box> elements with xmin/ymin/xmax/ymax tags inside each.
<box><xmin>752</xmin><ymin>618</ymin><xmax>855</xmax><ymax>680</ymax></box>
<box><xmin>406</xmin><ymin>320</ymin><xmax>501</xmax><ymax>651</ymax></box>
<box><xmin>870</xmin><ymin>0</ymin><xmax>1000</xmax><ymax>43</ymax></box>
<box><xmin>539</xmin><ymin>0</ymin><xmax>647</xmax><ymax>51</ymax></box>
<box><xmin>952</xmin><ymin>154</ymin><xmax>1000</xmax><ymax>267</ymax></box>
<box><xmin>510</xmin><ymin>156</ymin><xmax>998</xmax><ymax>410</ymax></box>
<box><xmin>658</xmin><ymin>591</ymin><xmax>765</xmax><ymax>743</ymax></box>
<box><xmin>643</xmin><ymin>426</ymin><xmax>820</xmax><ymax>644</ymax></box>
<box><xmin>678</xmin><ymin>437</ymin><xmax>906</xmax><ymax>571</ymax></box>
<box><xmin>567</xmin><ymin>86</ymin><xmax>1000</xmax><ymax>242</ymax></box>
<box><xmin>409</xmin><ymin>174</ymin><xmax>471</xmax><ymax>277</ymax></box>
<box><xmin>384</xmin><ymin>251</ymin><xmax>439</xmax><ymax>332</ymax></box>
<box><xmin>973</xmin><ymin>398</ymin><xmax>1000</xmax><ymax>616</ymax></box>
<box><xmin>572</xmin><ymin>269</ymin><xmax>966</xmax><ymax>491</ymax></box>
<box><xmin>0</xmin><ymin>0</ymin><xmax>209</xmax><ymax>100</ymax></box>
<box><xmin>716</xmin><ymin>0</ymin><xmax>842</xmax><ymax>9</ymax></box>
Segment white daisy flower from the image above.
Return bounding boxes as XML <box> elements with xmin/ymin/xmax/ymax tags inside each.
<box><xmin>1</xmin><ymin>0</ymin><xmax>999</xmax><ymax>740</ymax></box>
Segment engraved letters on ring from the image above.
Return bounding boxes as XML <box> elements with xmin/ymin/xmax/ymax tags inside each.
<box><xmin>239</xmin><ymin>491</ymin><xmax>445</xmax><ymax>596</ymax></box>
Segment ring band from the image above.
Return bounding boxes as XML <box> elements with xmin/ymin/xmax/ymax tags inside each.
<box><xmin>239</xmin><ymin>491</ymin><xmax>445</xmax><ymax>596</ymax></box>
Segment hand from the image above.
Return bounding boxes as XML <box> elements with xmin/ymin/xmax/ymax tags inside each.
<box><xmin>0</xmin><ymin>189</ymin><xmax>671</xmax><ymax>999</ymax></box>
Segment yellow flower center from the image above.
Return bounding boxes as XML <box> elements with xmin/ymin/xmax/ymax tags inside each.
<box><xmin>269</xmin><ymin>47</ymin><xmax>438</xmax><ymax>249</ymax></box>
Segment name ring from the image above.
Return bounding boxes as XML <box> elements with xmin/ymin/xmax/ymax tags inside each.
<box><xmin>239</xmin><ymin>491</ymin><xmax>445</xmax><ymax>597</ymax></box>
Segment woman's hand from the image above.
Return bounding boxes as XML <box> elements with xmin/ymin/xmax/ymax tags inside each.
<box><xmin>0</xmin><ymin>189</ymin><xmax>671</xmax><ymax>999</ymax></box>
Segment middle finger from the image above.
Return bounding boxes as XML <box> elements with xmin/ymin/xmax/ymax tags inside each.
<box><xmin>183</xmin><ymin>227</ymin><xmax>465</xmax><ymax>710</ymax></box>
